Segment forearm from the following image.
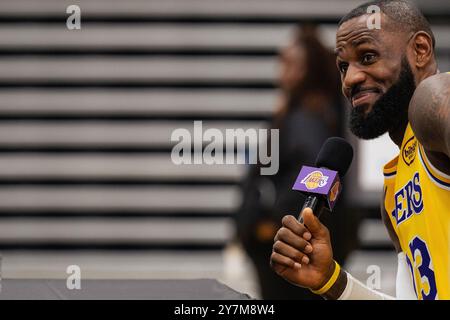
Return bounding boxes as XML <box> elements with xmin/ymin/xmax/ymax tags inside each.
<box><xmin>320</xmin><ymin>263</ymin><xmax>395</xmax><ymax>300</ymax></box>
<box><xmin>320</xmin><ymin>252</ymin><xmax>417</xmax><ymax>300</ymax></box>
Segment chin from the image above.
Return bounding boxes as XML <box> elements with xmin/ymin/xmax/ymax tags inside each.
<box><xmin>352</xmin><ymin>102</ymin><xmax>374</xmax><ymax>116</ymax></box>
<box><xmin>350</xmin><ymin>127</ymin><xmax>388</xmax><ymax>140</ymax></box>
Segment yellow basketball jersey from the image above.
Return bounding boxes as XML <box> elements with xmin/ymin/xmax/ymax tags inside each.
<box><xmin>383</xmin><ymin>123</ymin><xmax>450</xmax><ymax>300</ymax></box>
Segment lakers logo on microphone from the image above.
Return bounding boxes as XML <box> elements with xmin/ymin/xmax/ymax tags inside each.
<box><xmin>301</xmin><ymin>171</ymin><xmax>329</xmax><ymax>190</ymax></box>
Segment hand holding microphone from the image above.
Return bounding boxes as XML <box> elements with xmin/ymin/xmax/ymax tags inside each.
<box><xmin>270</xmin><ymin>137</ymin><xmax>353</xmax><ymax>292</ymax></box>
<box><xmin>294</xmin><ymin>137</ymin><xmax>353</xmax><ymax>222</ymax></box>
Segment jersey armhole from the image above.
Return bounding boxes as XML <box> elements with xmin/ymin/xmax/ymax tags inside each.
<box><xmin>418</xmin><ymin>144</ymin><xmax>450</xmax><ymax>190</ymax></box>
<box><xmin>381</xmin><ymin>187</ymin><xmax>402</xmax><ymax>253</ymax></box>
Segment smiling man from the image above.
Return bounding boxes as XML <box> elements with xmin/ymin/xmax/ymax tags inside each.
<box><xmin>270</xmin><ymin>0</ymin><xmax>450</xmax><ymax>300</ymax></box>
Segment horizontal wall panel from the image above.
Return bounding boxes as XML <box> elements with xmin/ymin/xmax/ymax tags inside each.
<box><xmin>0</xmin><ymin>186</ymin><xmax>241</xmax><ymax>213</ymax></box>
<box><xmin>0</xmin><ymin>89</ymin><xmax>276</xmax><ymax>116</ymax></box>
<box><xmin>0</xmin><ymin>57</ymin><xmax>276</xmax><ymax>83</ymax></box>
<box><xmin>0</xmin><ymin>121</ymin><xmax>265</xmax><ymax>147</ymax></box>
<box><xmin>0</xmin><ymin>217</ymin><xmax>233</xmax><ymax>244</ymax></box>
<box><xmin>0</xmin><ymin>24</ymin><xmax>293</xmax><ymax>50</ymax></box>
<box><xmin>0</xmin><ymin>154</ymin><xmax>245</xmax><ymax>181</ymax></box>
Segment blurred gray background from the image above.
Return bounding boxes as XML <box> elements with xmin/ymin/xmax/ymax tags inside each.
<box><xmin>0</xmin><ymin>0</ymin><xmax>448</xmax><ymax>298</ymax></box>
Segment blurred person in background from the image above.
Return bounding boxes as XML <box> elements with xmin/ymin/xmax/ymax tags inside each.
<box><xmin>235</xmin><ymin>24</ymin><xmax>360</xmax><ymax>299</ymax></box>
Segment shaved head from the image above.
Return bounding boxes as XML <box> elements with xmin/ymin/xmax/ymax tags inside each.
<box><xmin>339</xmin><ymin>0</ymin><xmax>435</xmax><ymax>48</ymax></box>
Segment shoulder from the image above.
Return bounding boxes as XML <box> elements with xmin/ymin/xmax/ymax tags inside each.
<box><xmin>409</xmin><ymin>73</ymin><xmax>450</xmax><ymax>125</ymax></box>
<box><xmin>409</xmin><ymin>73</ymin><xmax>450</xmax><ymax>157</ymax></box>
<box><xmin>416</xmin><ymin>72</ymin><xmax>450</xmax><ymax>88</ymax></box>
<box><xmin>418</xmin><ymin>72</ymin><xmax>450</xmax><ymax>89</ymax></box>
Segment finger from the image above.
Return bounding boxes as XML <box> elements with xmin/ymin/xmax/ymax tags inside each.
<box><xmin>302</xmin><ymin>208</ymin><xmax>328</xmax><ymax>238</ymax></box>
<box><xmin>274</xmin><ymin>227</ymin><xmax>313</xmax><ymax>254</ymax></box>
<box><xmin>270</xmin><ymin>252</ymin><xmax>301</xmax><ymax>271</ymax></box>
<box><xmin>281</xmin><ymin>215</ymin><xmax>312</xmax><ymax>240</ymax></box>
<box><xmin>273</xmin><ymin>240</ymin><xmax>311</xmax><ymax>265</ymax></box>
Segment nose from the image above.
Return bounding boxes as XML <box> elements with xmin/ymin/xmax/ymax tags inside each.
<box><xmin>342</xmin><ymin>65</ymin><xmax>367</xmax><ymax>97</ymax></box>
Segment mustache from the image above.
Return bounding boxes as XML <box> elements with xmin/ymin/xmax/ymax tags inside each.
<box><xmin>350</xmin><ymin>85</ymin><xmax>381</xmax><ymax>99</ymax></box>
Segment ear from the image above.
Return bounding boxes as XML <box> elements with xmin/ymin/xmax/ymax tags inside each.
<box><xmin>410</xmin><ymin>31</ymin><xmax>434</xmax><ymax>68</ymax></box>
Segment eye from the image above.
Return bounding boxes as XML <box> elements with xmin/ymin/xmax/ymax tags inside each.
<box><xmin>338</xmin><ymin>62</ymin><xmax>348</xmax><ymax>73</ymax></box>
<box><xmin>361</xmin><ymin>53</ymin><xmax>376</xmax><ymax>64</ymax></box>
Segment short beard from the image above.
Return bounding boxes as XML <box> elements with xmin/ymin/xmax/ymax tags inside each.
<box><xmin>349</xmin><ymin>57</ymin><xmax>416</xmax><ymax>140</ymax></box>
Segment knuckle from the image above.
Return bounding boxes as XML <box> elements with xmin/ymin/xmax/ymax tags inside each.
<box><xmin>295</xmin><ymin>223</ymin><xmax>305</xmax><ymax>235</ymax></box>
<box><xmin>281</xmin><ymin>215</ymin><xmax>292</xmax><ymax>226</ymax></box>
<box><xmin>278</xmin><ymin>227</ymin><xmax>288</xmax><ymax>239</ymax></box>
<box><xmin>273</xmin><ymin>227</ymin><xmax>283</xmax><ymax>242</ymax></box>
<box><xmin>273</xmin><ymin>232</ymin><xmax>279</xmax><ymax>242</ymax></box>
<box><xmin>298</xmin><ymin>238</ymin><xmax>307</xmax><ymax>250</ymax></box>
<box><xmin>273</xmin><ymin>240</ymin><xmax>282</xmax><ymax>251</ymax></box>
<box><xmin>270</xmin><ymin>252</ymin><xmax>278</xmax><ymax>265</ymax></box>
<box><xmin>293</xmin><ymin>251</ymin><xmax>304</xmax><ymax>261</ymax></box>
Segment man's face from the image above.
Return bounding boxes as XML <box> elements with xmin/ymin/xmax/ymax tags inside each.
<box><xmin>335</xmin><ymin>14</ymin><xmax>416</xmax><ymax>139</ymax></box>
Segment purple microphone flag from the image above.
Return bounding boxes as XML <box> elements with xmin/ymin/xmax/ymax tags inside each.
<box><xmin>292</xmin><ymin>166</ymin><xmax>342</xmax><ymax>210</ymax></box>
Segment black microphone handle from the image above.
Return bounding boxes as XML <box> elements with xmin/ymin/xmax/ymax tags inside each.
<box><xmin>298</xmin><ymin>195</ymin><xmax>327</xmax><ymax>224</ymax></box>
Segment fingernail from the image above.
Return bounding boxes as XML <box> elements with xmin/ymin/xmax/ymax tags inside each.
<box><xmin>305</xmin><ymin>245</ymin><xmax>313</xmax><ymax>253</ymax></box>
<box><xmin>303</xmin><ymin>232</ymin><xmax>312</xmax><ymax>240</ymax></box>
<box><xmin>294</xmin><ymin>263</ymin><xmax>302</xmax><ymax>269</ymax></box>
<box><xmin>302</xmin><ymin>256</ymin><xmax>310</xmax><ymax>264</ymax></box>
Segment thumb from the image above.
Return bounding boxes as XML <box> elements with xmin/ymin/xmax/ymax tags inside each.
<box><xmin>302</xmin><ymin>208</ymin><xmax>327</xmax><ymax>238</ymax></box>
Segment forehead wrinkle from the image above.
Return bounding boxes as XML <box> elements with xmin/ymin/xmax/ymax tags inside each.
<box><xmin>351</xmin><ymin>36</ymin><xmax>379</xmax><ymax>47</ymax></box>
<box><xmin>337</xmin><ymin>23</ymin><xmax>368</xmax><ymax>39</ymax></box>
<box><xmin>335</xmin><ymin>28</ymin><xmax>380</xmax><ymax>56</ymax></box>
<box><xmin>337</xmin><ymin>28</ymin><xmax>377</xmax><ymax>44</ymax></box>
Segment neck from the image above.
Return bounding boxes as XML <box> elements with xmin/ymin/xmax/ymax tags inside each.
<box><xmin>416</xmin><ymin>64</ymin><xmax>439</xmax><ymax>84</ymax></box>
<box><xmin>389</xmin><ymin>118</ymin><xmax>408</xmax><ymax>148</ymax></box>
<box><xmin>389</xmin><ymin>65</ymin><xmax>438</xmax><ymax>148</ymax></box>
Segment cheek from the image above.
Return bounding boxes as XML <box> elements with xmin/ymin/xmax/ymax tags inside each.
<box><xmin>282</xmin><ymin>65</ymin><xmax>302</xmax><ymax>85</ymax></box>
<box><xmin>368</xmin><ymin>62</ymin><xmax>400</xmax><ymax>92</ymax></box>
<box><xmin>278</xmin><ymin>64</ymin><xmax>290</xmax><ymax>83</ymax></box>
<box><xmin>372</xmin><ymin>50</ymin><xmax>404</xmax><ymax>88</ymax></box>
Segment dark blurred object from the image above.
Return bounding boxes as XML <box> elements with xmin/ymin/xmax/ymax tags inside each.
<box><xmin>0</xmin><ymin>279</ymin><xmax>251</xmax><ymax>300</ymax></box>
<box><xmin>235</xmin><ymin>24</ymin><xmax>360</xmax><ymax>300</ymax></box>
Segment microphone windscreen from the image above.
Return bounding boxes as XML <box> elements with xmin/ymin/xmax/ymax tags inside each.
<box><xmin>315</xmin><ymin>137</ymin><xmax>354</xmax><ymax>178</ymax></box>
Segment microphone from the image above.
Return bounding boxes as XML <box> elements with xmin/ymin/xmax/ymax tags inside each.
<box><xmin>292</xmin><ymin>137</ymin><xmax>353</xmax><ymax>223</ymax></box>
